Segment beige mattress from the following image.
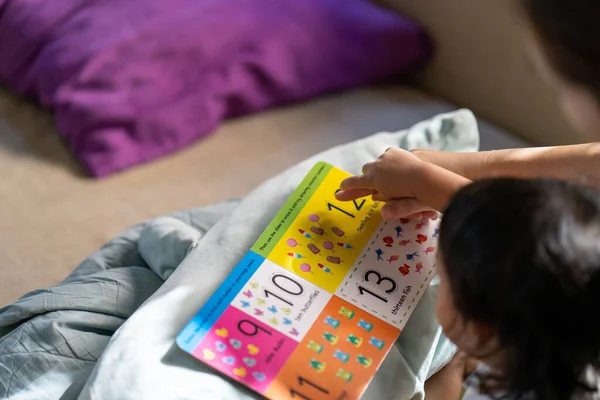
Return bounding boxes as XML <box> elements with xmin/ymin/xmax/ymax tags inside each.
<box><xmin>0</xmin><ymin>85</ymin><xmax>527</xmax><ymax>306</ymax></box>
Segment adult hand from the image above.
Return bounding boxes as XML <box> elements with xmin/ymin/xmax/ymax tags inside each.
<box><xmin>335</xmin><ymin>148</ymin><xmax>438</xmax><ymax>220</ymax></box>
<box><xmin>379</xmin><ymin>199</ymin><xmax>439</xmax><ymax>221</ymax></box>
<box><xmin>336</xmin><ymin>148</ymin><xmax>423</xmax><ymax>201</ymax></box>
<box><xmin>382</xmin><ymin>149</ymin><xmax>473</xmax><ymax>220</ymax></box>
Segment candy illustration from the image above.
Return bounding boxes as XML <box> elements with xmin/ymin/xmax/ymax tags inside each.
<box><xmin>375</xmin><ymin>249</ymin><xmax>385</xmax><ymax>261</ymax></box>
<box><xmin>398</xmin><ymin>240</ymin><xmax>412</xmax><ymax>247</ymax></box>
<box><xmin>310</xmin><ymin>359</ymin><xmax>326</xmax><ymax>373</ymax></box>
<box><xmin>336</xmin><ymin>368</ymin><xmax>353</xmax><ymax>382</ymax></box>
<box><xmin>216</xmin><ymin>328</ymin><xmax>228</xmax><ymax>338</ymax></box>
<box><xmin>298</xmin><ymin>229</ymin><xmax>312</xmax><ymax>239</ymax></box>
<box><xmin>322</xmin><ymin>241</ymin><xmax>335</xmax><ymax>252</ymax></box>
<box><xmin>387</xmin><ymin>255</ymin><xmax>399</xmax><ymax>263</ymax></box>
<box><xmin>369</xmin><ymin>336</ymin><xmax>385</xmax><ymax>350</ymax></box>
<box><xmin>310</xmin><ymin>226</ymin><xmax>325</xmax><ymax>236</ymax></box>
<box><xmin>383</xmin><ymin>236</ymin><xmax>394</xmax><ymax>247</ymax></box>
<box><xmin>287</xmin><ymin>253</ymin><xmax>304</xmax><ymax>259</ymax></box>
<box><xmin>323</xmin><ymin>331</ymin><xmax>338</xmax><ymax>345</ymax></box>
<box><xmin>223</xmin><ymin>356</ymin><xmax>236</xmax><ymax>365</ymax></box>
<box><xmin>308</xmin><ymin>214</ymin><xmax>320</xmax><ymax>224</ymax></box>
<box><xmin>299</xmin><ymin>263</ymin><xmax>313</xmax><ymax>273</ymax></box>
<box><xmin>347</xmin><ymin>334</ymin><xmax>363</xmax><ymax>347</ymax></box>
<box><xmin>202</xmin><ymin>349</ymin><xmax>215</xmax><ymax>361</ymax></box>
<box><xmin>252</xmin><ymin>371</ymin><xmax>266</xmax><ymax>381</ymax></box>
<box><xmin>416</xmin><ymin>261</ymin><xmax>424</xmax><ymax>274</ymax></box>
<box><xmin>424</xmin><ymin>246</ymin><xmax>436</xmax><ymax>255</ymax></box>
<box><xmin>395</xmin><ymin>226</ymin><xmax>404</xmax><ymax>238</ymax></box>
<box><xmin>356</xmin><ymin>354</ymin><xmax>372</xmax><ymax>368</ymax></box>
<box><xmin>337</xmin><ymin>242</ymin><xmax>353</xmax><ymax>249</ymax></box>
<box><xmin>357</xmin><ymin>319</ymin><xmax>374</xmax><ymax>332</ymax></box>
<box><xmin>326</xmin><ymin>256</ymin><xmax>342</xmax><ymax>264</ymax></box>
<box><xmin>230</xmin><ymin>339</ymin><xmax>242</xmax><ymax>349</ymax></box>
<box><xmin>398</xmin><ymin>264</ymin><xmax>410</xmax><ymax>276</ymax></box>
<box><xmin>416</xmin><ymin>234</ymin><xmax>428</xmax><ymax>244</ymax></box>
<box><xmin>331</xmin><ymin>226</ymin><xmax>346</xmax><ymax>237</ymax></box>
<box><xmin>306</xmin><ymin>340</ymin><xmax>324</xmax><ymax>354</ymax></box>
<box><xmin>317</xmin><ymin>263</ymin><xmax>334</xmax><ymax>274</ymax></box>
<box><xmin>243</xmin><ymin>357</ymin><xmax>257</xmax><ymax>367</ymax></box>
<box><xmin>333</xmin><ymin>349</ymin><xmax>350</xmax><ymax>363</ymax></box>
<box><xmin>324</xmin><ymin>316</ymin><xmax>341</xmax><ymax>329</ymax></box>
<box><xmin>286</xmin><ymin>238</ymin><xmax>300</xmax><ymax>248</ymax></box>
<box><xmin>406</xmin><ymin>252</ymin><xmax>419</xmax><ymax>261</ymax></box>
<box><xmin>233</xmin><ymin>367</ymin><xmax>247</xmax><ymax>377</ymax></box>
<box><xmin>247</xmin><ymin>344</ymin><xmax>259</xmax><ymax>355</ymax></box>
<box><xmin>338</xmin><ymin>306</ymin><xmax>355</xmax><ymax>320</ymax></box>
<box><xmin>307</xmin><ymin>243</ymin><xmax>321</xmax><ymax>255</ymax></box>
<box><xmin>215</xmin><ymin>341</ymin><xmax>227</xmax><ymax>352</ymax></box>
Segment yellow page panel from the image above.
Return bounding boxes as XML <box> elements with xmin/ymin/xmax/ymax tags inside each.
<box><xmin>267</xmin><ymin>167</ymin><xmax>382</xmax><ymax>293</ymax></box>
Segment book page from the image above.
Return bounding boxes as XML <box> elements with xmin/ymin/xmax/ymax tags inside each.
<box><xmin>177</xmin><ymin>162</ymin><xmax>439</xmax><ymax>400</ymax></box>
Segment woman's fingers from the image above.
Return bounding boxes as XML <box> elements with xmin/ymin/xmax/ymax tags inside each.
<box><xmin>335</xmin><ymin>188</ymin><xmax>376</xmax><ymax>201</ymax></box>
<box><xmin>371</xmin><ymin>192</ymin><xmax>391</xmax><ymax>202</ymax></box>
<box><xmin>339</xmin><ymin>174</ymin><xmax>373</xmax><ymax>191</ymax></box>
<box><xmin>406</xmin><ymin>210</ymin><xmax>439</xmax><ymax>221</ymax></box>
<box><xmin>380</xmin><ymin>198</ymin><xmax>436</xmax><ymax>220</ymax></box>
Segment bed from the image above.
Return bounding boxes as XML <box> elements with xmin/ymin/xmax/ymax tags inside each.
<box><xmin>0</xmin><ymin>88</ymin><xmax>528</xmax><ymax>399</ymax></box>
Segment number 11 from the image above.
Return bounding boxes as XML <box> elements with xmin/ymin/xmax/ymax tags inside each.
<box><xmin>289</xmin><ymin>376</ymin><xmax>329</xmax><ymax>399</ymax></box>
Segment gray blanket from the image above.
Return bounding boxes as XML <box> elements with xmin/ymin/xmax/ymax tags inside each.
<box><xmin>0</xmin><ymin>109</ymin><xmax>480</xmax><ymax>400</ymax></box>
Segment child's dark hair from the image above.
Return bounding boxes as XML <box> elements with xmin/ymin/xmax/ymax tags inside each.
<box><xmin>520</xmin><ymin>0</ymin><xmax>600</xmax><ymax>103</ymax></box>
<box><xmin>440</xmin><ymin>178</ymin><xmax>600</xmax><ymax>399</ymax></box>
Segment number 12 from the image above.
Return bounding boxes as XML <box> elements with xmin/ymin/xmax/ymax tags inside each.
<box><xmin>327</xmin><ymin>194</ymin><xmax>366</xmax><ymax>219</ymax></box>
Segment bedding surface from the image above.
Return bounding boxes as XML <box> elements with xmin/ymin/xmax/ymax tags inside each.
<box><xmin>1</xmin><ymin>109</ymin><xmax>480</xmax><ymax>399</ymax></box>
<box><xmin>0</xmin><ymin>86</ymin><xmax>526</xmax><ymax>308</ymax></box>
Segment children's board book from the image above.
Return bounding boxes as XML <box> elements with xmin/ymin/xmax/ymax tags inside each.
<box><xmin>177</xmin><ymin>162</ymin><xmax>440</xmax><ymax>400</ymax></box>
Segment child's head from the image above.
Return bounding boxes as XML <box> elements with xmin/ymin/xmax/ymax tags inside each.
<box><xmin>437</xmin><ymin>177</ymin><xmax>600</xmax><ymax>399</ymax></box>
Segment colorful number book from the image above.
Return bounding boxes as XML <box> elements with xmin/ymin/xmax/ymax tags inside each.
<box><xmin>177</xmin><ymin>162</ymin><xmax>440</xmax><ymax>400</ymax></box>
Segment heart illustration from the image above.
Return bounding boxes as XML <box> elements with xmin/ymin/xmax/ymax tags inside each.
<box><xmin>215</xmin><ymin>341</ymin><xmax>227</xmax><ymax>352</ymax></box>
<box><xmin>202</xmin><ymin>349</ymin><xmax>215</xmax><ymax>361</ymax></box>
<box><xmin>242</xmin><ymin>357</ymin><xmax>256</xmax><ymax>367</ymax></box>
<box><xmin>247</xmin><ymin>344</ymin><xmax>260</xmax><ymax>356</ymax></box>
<box><xmin>222</xmin><ymin>356</ymin><xmax>236</xmax><ymax>366</ymax></box>
<box><xmin>252</xmin><ymin>371</ymin><xmax>266</xmax><ymax>382</ymax></box>
<box><xmin>230</xmin><ymin>339</ymin><xmax>242</xmax><ymax>350</ymax></box>
<box><xmin>233</xmin><ymin>367</ymin><xmax>247</xmax><ymax>377</ymax></box>
<box><xmin>215</xmin><ymin>328</ymin><xmax>228</xmax><ymax>338</ymax></box>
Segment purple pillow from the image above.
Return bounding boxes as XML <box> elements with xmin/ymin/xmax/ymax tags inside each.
<box><xmin>0</xmin><ymin>0</ymin><xmax>432</xmax><ymax>177</ymax></box>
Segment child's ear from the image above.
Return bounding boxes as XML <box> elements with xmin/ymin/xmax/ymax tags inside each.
<box><xmin>471</xmin><ymin>321</ymin><xmax>501</xmax><ymax>360</ymax></box>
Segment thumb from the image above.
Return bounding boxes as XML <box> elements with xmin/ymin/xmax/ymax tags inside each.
<box><xmin>381</xmin><ymin>198</ymin><xmax>436</xmax><ymax>220</ymax></box>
